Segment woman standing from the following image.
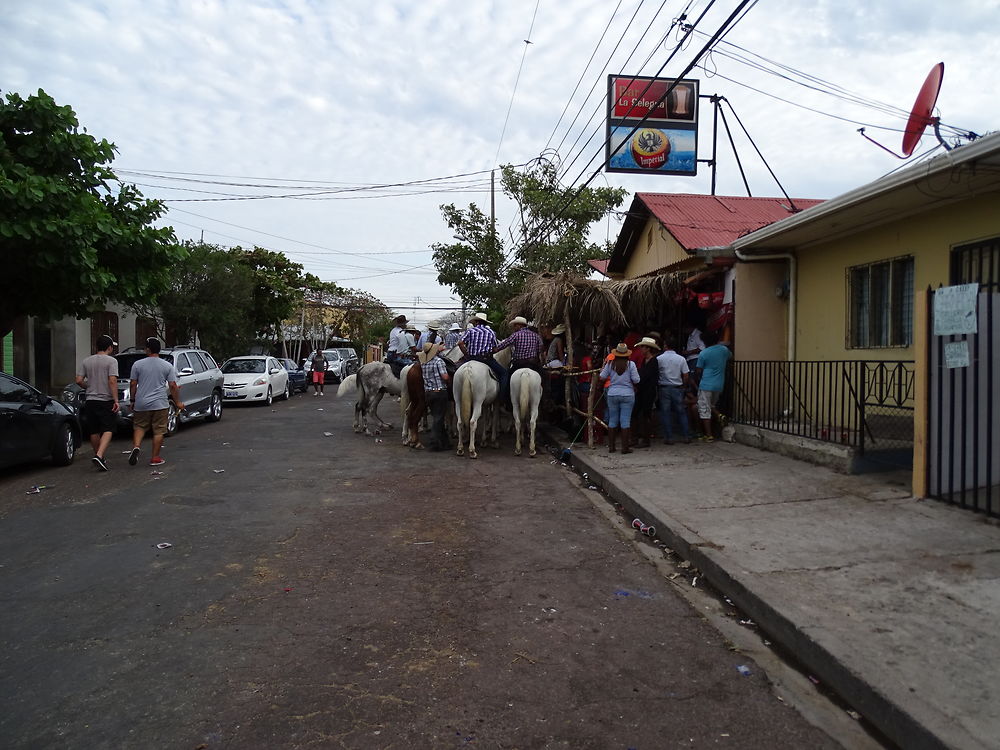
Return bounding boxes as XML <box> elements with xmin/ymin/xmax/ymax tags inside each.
<box><xmin>632</xmin><ymin>337</ymin><xmax>661</xmax><ymax>448</ymax></box>
<box><xmin>599</xmin><ymin>343</ymin><xmax>640</xmax><ymax>454</ymax></box>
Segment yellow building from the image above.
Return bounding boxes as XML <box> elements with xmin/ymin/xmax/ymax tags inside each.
<box><xmin>722</xmin><ymin>132</ymin><xmax>1000</xmax><ymax>504</ymax></box>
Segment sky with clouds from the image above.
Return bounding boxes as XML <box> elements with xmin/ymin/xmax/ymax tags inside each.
<box><xmin>4</xmin><ymin>0</ymin><xmax>997</xmax><ymax>325</ymax></box>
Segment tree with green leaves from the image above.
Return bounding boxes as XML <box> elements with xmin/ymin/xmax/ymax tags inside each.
<box><xmin>431</xmin><ymin>160</ymin><xmax>627</xmax><ymax>313</ymax></box>
<box><xmin>236</xmin><ymin>246</ymin><xmax>306</xmax><ymax>339</ymax></box>
<box><xmin>0</xmin><ymin>89</ymin><xmax>182</xmax><ymax>337</ymax></box>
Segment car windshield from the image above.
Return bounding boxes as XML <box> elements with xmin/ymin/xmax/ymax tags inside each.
<box><xmin>222</xmin><ymin>359</ymin><xmax>265</xmax><ymax>374</ymax></box>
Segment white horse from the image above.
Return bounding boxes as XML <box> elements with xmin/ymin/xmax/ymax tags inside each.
<box><xmin>453</xmin><ymin>361</ymin><xmax>499</xmax><ymax>459</ymax></box>
<box><xmin>337</xmin><ymin>362</ymin><xmax>408</xmax><ymax>434</ymax></box>
<box><xmin>509</xmin><ymin>368</ymin><xmax>543</xmax><ymax>457</ymax></box>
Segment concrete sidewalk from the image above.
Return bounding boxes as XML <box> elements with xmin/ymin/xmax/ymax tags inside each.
<box><xmin>552</xmin><ymin>434</ymin><xmax>1000</xmax><ymax>750</ymax></box>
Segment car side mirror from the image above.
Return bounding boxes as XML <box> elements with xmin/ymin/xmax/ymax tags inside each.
<box><xmin>269</xmin><ymin>368</ymin><xmax>281</xmax><ymax>374</ymax></box>
<box><xmin>179</xmin><ymin>368</ymin><xmax>194</xmax><ymax>376</ymax></box>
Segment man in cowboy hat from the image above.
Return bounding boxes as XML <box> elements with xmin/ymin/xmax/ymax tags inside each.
<box><xmin>493</xmin><ymin>315</ymin><xmax>544</xmax><ymax>374</ymax></box>
<box><xmin>633</xmin><ymin>336</ymin><xmax>661</xmax><ymax>449</ymax></box>
<box><xmin>417</xmin><ymin>341</ymin><xmax>451</xmax><ymax>451</ymax></box>
<box><xmin>418</xmin><ymin>320</ymin><xmax>441</xmax><ymax>350</ymax></box>
<box><xmin>443</xmin><ymin>322</ymin><xmax>463</xmax><ymax>350</ymax></box>
<box><xmin>458</xmin><ymin>311</ymin><xmax>508</xmax><ymax>402</ymax></box>
<box><xmin>386</xmin><ymin>314</ymin><xmax>414</xmax><ymax>374</ymax></box>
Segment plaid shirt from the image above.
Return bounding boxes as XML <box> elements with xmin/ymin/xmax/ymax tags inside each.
<box><xmin>496</xmin><ymin>327</ymin><xmax>543</xmax><ymax>361</ymax></box>
<box><xmin>421</xmin><ymin>357</ymin><xmax>447</xmax><ymax>390</ymax></box>
<box><xmin>462</xmin><ymin>324</ymin><xmax>497</xmax><ymax>356</ymax></box>
<box><xmin>443</xmin><ymin>331</ymin><xmax>462</xmax><ymax>349</ymax></box>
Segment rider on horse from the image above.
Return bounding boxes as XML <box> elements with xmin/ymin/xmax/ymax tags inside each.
<box><xmin>458</xmin><ymin>312</ymin><xmax>509</xmax><ymax>404</ymax></box>
<box><xmin>492</xmin><ymin>316</ymin><xmax>544</xmax><ymax>375</ymax></box>
<box><xmin>386</xmin><ymin>314</ymin><xmax>415</xmax><ymax>376</ymax></box>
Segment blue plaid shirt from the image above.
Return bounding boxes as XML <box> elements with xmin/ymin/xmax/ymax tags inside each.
<box><xmin>421</xmin><ymin>357</ymin><xmax>447</xmax><ymax>390</ymax></box>
<box><xmin>496</xmin><ymin>328</ymin><xmax>544</xmax><ymax>360</ymax></box>
<box><xmin>462</xmin><ymin>324</ymin><xmax>497</xmax><ymax>356</ymax></box>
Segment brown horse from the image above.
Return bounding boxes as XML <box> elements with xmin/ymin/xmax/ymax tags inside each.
<box><xmin>403</xmin><ymin>363</ymin><xmax>426</xmax><ymax>448</ymax></box>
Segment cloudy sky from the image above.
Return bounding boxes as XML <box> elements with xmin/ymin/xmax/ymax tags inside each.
<box><xmin>4</xmin><ymin>0</ymin><xmax>997</xmax><ymax>325</ymax></box>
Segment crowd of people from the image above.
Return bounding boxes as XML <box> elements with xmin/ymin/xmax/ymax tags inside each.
<box><xmin>381</xmin><ymin>311</ymin><xmax>733</xmax><ymax>455</ymax></box>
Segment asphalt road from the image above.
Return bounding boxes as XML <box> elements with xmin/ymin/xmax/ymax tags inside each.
<box><xmin>0</xmin><ymin>390</ymin><xmax>842</xmax><ymax>749</ymax></box>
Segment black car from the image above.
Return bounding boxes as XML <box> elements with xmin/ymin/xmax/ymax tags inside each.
<box><xmin>0</xmin><ymin>372</ymin><xmax>82</xmax><ymax>470</ymax></box>
<box><xmin>278</xmin><ymin>358</ymin><xmax>308</xmax><ymax>393</ymax></box>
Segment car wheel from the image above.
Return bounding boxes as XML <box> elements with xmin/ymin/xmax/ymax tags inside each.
<box><xmin>206</xmin><ymin>391</ymin><xmax>223</xmax><ymax>422</ymax></box>
<box><xmin>264</xmin><ymin>387</ymin><xmax>273</xmax><ymax>406</ymax></box>
<box><xmin>166</xmin><ymin>401</ymin><xmax>179</xmax><ymax>436</ymax></box>
<box><xmin>51</xmin><ymin>423</ymin><xmax>75</xmax><ymax>466</ymax></box>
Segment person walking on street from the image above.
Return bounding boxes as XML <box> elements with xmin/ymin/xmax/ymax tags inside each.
<box><xmin>418</xmin><ymin>342</ymin><xmax>451</xmax><ymax>452</ymax></box>
<box><xmin>128</xmin><ymin>337</ymin><xmax>183</xmax><ymax>467</ymax></box>
<box><xmin>599</xmin><ymin>343</ymin><xmax>640</xmax><ymax>454</ymax></box>
<box><xmin>695</xmin><ymin>330</ymin><xmax>732</xmax><ymax>442</ymax></box>
<box><xmin>656</xmin><ymin>338</ymin><xmax>692</xmax><ymax>445</ymax></box>
<box><xmin>75</xmin><ymin>334</ymin><xmax>120</xmax><ymax>471</ymax></box>
<box><xmin>310</xmin><ymin>349</ymin><xmax>328</xmax><ymax>396</ymax></box>
<box><xmin>632</xmin><ymin>337</ymin><xmax>660</xmax><ymax>449</ymax></box>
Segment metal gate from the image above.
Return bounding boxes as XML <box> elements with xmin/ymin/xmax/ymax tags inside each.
<box><xmin>928</xmin><ymin>291</ymin><xmax>1000</xmax><ymax>515</ymax></box>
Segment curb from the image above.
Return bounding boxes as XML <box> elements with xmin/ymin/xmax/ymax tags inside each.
<box><xmin>546</xmin><ymin>428</ymin><xmax>948</xmax><ymax>750</ymax></box>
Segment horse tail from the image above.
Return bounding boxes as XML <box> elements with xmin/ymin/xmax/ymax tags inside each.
<box><xmin>337</xmin><ymin>374</ymin><xmax>357</xmax><ymax>398</ymax></box>
<box><xmin>518</xmin><ymin>371</ymin><xmax>530</xmax><ymax>418</ymax></box>
<box><xmin>461</xmin><ymin>370</ymin><xmax>472</xmax><ymax>426</ymax></box>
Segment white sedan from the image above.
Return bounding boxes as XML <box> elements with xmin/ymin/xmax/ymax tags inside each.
<box><xmin>220</xmin><ymin>356</ymin><xmax>291</xmax><ymax>406</ymax></box>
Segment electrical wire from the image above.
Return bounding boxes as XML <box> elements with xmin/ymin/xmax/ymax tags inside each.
<box><xmin>493</xmin><ymin>0</ymin><xmax>541</xmax><ymax>166</ymax></box>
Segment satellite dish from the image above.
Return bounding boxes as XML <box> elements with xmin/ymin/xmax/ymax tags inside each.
<box><xmin>901</xmin><ymin>62</ymin><xmax>944</xmax><ymax>157</ymax></box>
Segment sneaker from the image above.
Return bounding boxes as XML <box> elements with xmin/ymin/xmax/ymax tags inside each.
<box><xmin>128</xmin><ymin>447</ymin><xmax>140</xmax><ymax>466</ymax></box>
<box><xmin>92</xmin><ymin>455</ymin><xmax>109</xmax><ymax>472</ymax></box>
<box><xmin>149</xmin><ymin>457</ymin><xmax>166</xmax><ymax>467</ymax></box>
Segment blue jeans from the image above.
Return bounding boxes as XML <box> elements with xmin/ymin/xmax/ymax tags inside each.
<box><xmin>606</xmin><ymin>393</ymin><xmax>635</xmax><ymax>429</ymax></box>
<box><xmin>658</xmin><ymin>385</ymin><xmax>690</xmax><ymax>440</ymax></box>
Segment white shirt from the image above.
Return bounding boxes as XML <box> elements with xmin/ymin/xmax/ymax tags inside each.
<box><xmin>656</xmin><ymin>349</ymin><xmax>689</xmax><ymax>386</ymax></box>
<box><xmin>404</xmin><ymin>332</ymin><xmax>416</xmax><ymax>351</ymax></box>
<box><xmin>685</xmin><ymin>329</ymin><xmax>705</xmax><ymax>364</ymax></box>
<box><xmin>388</xmin><ymin>326</ymin><xmax>408</xmax><ymax>353</ymax></box>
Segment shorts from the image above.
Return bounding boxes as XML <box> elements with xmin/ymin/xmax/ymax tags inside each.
<box><xmin>312</xmin><ymin>371</ymin><xmax>325</xmax><ymax>384</ymax></box>
<box><xmin>134</xmin><ymin>408</ymin><xmax>169</xmax><ymax>436</ymax></box>
<box><xmin>697</xmin><ymin>390</ymin><xmax>721</xmax><ymax>419</ymax></box>
<box><xmin>82</xmin><ymin>399</ymin><xmax>117</xmax><ymax>436</ymax></box>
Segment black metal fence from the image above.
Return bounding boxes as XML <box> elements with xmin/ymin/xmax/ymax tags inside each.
<box><xmin>731</xmin><ymin>360</ymin><xmax>915</xmax><ymax>462</ymax></box>
<box><xmin>928</xmin><ymin>291</ymin><xmax>999</xmax><ymax>516</ymax></box>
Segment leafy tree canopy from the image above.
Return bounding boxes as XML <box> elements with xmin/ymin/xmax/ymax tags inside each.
<box><xmin>431</xmin><ymin>161</ymin><xmax>627</xmax><ymax>313</ymax></box>
<box><xmin>0</xmin><ymin>89</ymin><xmax>182</xmax><ymax>337</ymax></box>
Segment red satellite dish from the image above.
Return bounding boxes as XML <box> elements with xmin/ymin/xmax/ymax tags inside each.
<box><xmin>901</xmin><ymin>62</ymin><xmax>944</xmax><ymax>157</ymax></box>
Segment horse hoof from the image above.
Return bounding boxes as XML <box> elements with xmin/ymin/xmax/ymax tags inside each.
<box><xmin>529</xmin><ymin>450</ymin><xmax>536</xmax><ymax>457</ymax></box>
<box><xmin>514</xmin><ymin>449</ymin><xmax>522</xmax><ymax>456</ymax></box>
<box><xmin>456</xmin><ymin>449</ymin><xmax>465</xmax><ymax>456</ymax></box>
<box><xmin>469</xmin><ymin>452</ymin><xmax>478</xmax><ymax>459</ymax></box>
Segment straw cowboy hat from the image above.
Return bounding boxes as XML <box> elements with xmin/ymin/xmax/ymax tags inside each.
<box><xmin>612</xmin><ymin>343</ymin><xmax>632</xmax><ymax>358</ymax></box>
<box><xmin>416</xmin><ymin>341</ymin><xmax>438</xmax><ymax>365</ymax></box>
<box><xmin>427</xmin><ymin>321</ymin><xmax>440</xmax><ymax>330</ymax></box>
<box><xmin>634</xmin><ymin>336</ymin><xmax>661</xmax><ymax>351</ymax></box>
<box><xmin>449</xmin><ymin>322</ymin><xmax>462</xmax><ymax>331</ymax></box>
<box><xmin>550</xmin><ymin>324</ymin><xmax>566</xmax><ymax>335</ymax></box>
<box><xmin>469</xmin><ymin>312</ymin><xmax>491</xmax><ymax>324</ymax></box>
<box><xmin>509</xmin><ymin>316</ymin><xmax>529</xmax><ymax>327</ymax></box>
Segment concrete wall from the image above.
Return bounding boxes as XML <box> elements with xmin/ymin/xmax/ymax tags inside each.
<box><xmin>622</xmin><ymin>218</ymin><xmax>689</xmax><ymax>279</ymax></box>
<box><xmin>795</xmin><ymin>194</ymin><xmax>1000</xmax><ymax>362</ymax></box>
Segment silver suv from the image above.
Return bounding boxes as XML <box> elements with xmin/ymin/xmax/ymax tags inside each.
<box><xmin>63</xmin><ymin>345</ymin><xmax>224</xmax><ymax>435</ymax></box>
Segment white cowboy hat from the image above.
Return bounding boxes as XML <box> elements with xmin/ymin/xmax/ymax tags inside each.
<box><xmin>469</xmin><ymin>311</ymin><xmax>491</xmax><ymax>324</ymax></box>
<box><xmin>550</xmin><ymin>324</ymin><xmax>566</xmax><ymax>335</ymax></box>
<box><xmin>509</xmin><ymin>316</ymin><xmax>528</xmax><ymax>327</ymax></box>
<box><xmin>635</xmin><ymin>336</ymin><xmax>660</xmax><ymax>351</ymax></box>
<box><xmin>416</xmin><ymin>341</ymin><xmax>438</xmax><ymax>365</ymax></box>
<box><xmin>449</xmin><ymin>322</ymin><xmax>462</xmax><ymax>331</ymax></box>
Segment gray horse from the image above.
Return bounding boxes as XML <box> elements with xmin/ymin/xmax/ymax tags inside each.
<box><xmin>337</xmin><ymin>362</ymin><xmax>406</xmax><ymax>434</ymax></box>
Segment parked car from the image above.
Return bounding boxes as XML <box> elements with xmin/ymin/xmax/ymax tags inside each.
<box><xmin>1</xmin><ymin>372</ymin><xmax>82</xmax><ymax>470</ymax></box>
<box><xmin>221</xmin><ymin>356</ymin><xmax>291</xmax><ymax>405</ymax></box>
<box><xmin>303</xmin><ymin>348</ymin><xmax>360</xmax><ymax>384</ymax></box>
<box><xmin>277</xmin><ymin>358</ymin><xmax>308</xmax><ymax>393</ymax></box>
<box><xmin>62</xmin><ymin>345</ymin><xmax>224</xmax><ymax>436</ymax></box>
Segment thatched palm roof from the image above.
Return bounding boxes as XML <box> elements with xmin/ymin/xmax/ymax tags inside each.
<box><xmin>506</xmin><ymin>270</ymin><xmax>685</xmax><ymax>329</ymax></box>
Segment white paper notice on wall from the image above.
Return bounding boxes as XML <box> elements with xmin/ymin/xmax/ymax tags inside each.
<box><xmin>934</xmin><ymin>283</ymin><xmax>979</xmax><ymax>336</ymax></box>
<box><xmin>944</xmin><ymin>340</ymin><xmax>970</xmax><ymax>369</ymax></box>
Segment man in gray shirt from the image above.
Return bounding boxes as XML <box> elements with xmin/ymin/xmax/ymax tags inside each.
<box><xmin>128</xmin><ymin>338</ymin><xmax>184</xmax><ymax>467</ymax></box>
<box><xmin>75</xmin><ymin>334</ymin><xmax>120</xmax><ymax>472</ymax></box>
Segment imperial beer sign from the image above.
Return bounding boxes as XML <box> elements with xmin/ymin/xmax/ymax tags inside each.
<box><xmin>606</xmin><ymin>75</ymin><xmax>699</xmax><ymax>176</ymax></box>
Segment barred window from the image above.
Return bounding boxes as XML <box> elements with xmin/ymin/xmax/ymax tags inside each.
<box><xmin>848</xmin><ymin>256</ymin><xmax>914</xmax><ymax>348</ymax></box>
<box><xmin>951</xmin><ymin>237</ymin><xmax>1000</xmax><ymax>291</ymax></box>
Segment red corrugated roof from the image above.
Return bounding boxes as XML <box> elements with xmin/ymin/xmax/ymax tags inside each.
<box><xmin>636</xmin><ymin>193</ymin><xmax>825</xmax><ymax>250</ymax></box>
<box><xmin>587</xmin><ymin>258</ymin><xmax>610</xmax><ymax>277</ymax></box>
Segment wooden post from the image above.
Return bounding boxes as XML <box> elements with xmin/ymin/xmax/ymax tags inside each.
<box><xmin>563</xmin><ymin>310</ymin><xmax>574</xmax><ymax>419</ymax></box>
<box><xmin>912</xmin><ymin>286</ymin><xmax>931</xmax><ymax>498</ymax></box>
